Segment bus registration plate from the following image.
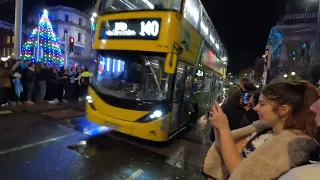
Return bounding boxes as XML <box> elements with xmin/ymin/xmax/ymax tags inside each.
<box><xmin>105</xmin><ymin>122</ymin><xmax>120</xmax><ymax>131</ymax></box>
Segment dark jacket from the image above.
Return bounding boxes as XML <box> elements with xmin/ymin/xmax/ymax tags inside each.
<box><xmin>221</xmin><ymin>101</ymin><xmax>246</xmax><ymax>130</ymax></box>
<box><xmin>36</xmin><ymin>69</ymin><xmax>49</xmax><ymax>82</ymax></box>
<box><xmin>240</xmin><ymin>108</ymin><xmax>260</xmax><ymax>127</ymax></box>
<box><xmin>210</xmin><ymin>100</ymin><xmax>246</xmax><ymax>142</ymax></box>
<box><xmin>246</xmin><ymin>108</ymin><xmax>259</xmax><ymax>122</ymax></box>
<box><xmin>48</xmin><ymin>70</ymin><xmax>59</xmax><ymax>84</ymax></box>
<box><xmin>26</xmin><ymin>68</ymin><xmax>36</xmax><ymax>83</ymax></box>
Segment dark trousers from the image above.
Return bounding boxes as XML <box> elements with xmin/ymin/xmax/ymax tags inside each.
<box><xmin>46</xmin><ymin>82</ymin><xmax>57</xmax><ymax>101</ymax></box>
<box><xmin>65</xmin><ymin>83</ymin><xmax>76</xmax><ymax>100</ymax></box>
<box><xmin>56</xmin><ymin>83</ymin><xmax>64</xmax><ymax>101</ymax></box>
<box><xmin>27</xmin><ymin>82</ymin><xmax>35</xmax><ymax>101</ymax></box>
<box><xmin>9</xmin><ymin>86</ymin><xmax>18</xmax><ymax>102</ymax></box>
<box><xmin>36</xmin><ymin>81</ymin><xmax>46</xmax><ymax>103</ymax></box>
<box><xmin>0</xmin><ymin>87</ymin><xmax>12</xmax><ymax>105</ymax></box>
<box><xmin>79</xmin><ymin>84</ymin><xmax>89</xmax><ymax>98</ymax></box>
<box><xmin>21</xmin><ymin>81</ymin><xmax>28</xmax><ymax>102</ymax></box>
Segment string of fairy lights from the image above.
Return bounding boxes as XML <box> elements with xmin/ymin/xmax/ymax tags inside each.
<box><xmin>21</xmin><ymin>10</ymin><xmax>64</xmax><ymax>65</ymax></box>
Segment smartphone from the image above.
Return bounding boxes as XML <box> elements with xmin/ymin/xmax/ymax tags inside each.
<box><xmin>243</xmin><ymin>93</ymin><xmax>249</xmax><ymax>103</ymax></box>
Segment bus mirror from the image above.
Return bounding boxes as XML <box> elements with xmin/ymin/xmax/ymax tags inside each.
<box><xmin>165</xmin><ymin>53</ymin><xmax>177</xmax><ymax>74</ymax></box>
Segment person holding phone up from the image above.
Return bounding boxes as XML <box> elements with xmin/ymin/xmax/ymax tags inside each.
<box><xmin>203</xmin><ymin>81</ymin><xmax>319</xmax><ymax>180</ymax></box>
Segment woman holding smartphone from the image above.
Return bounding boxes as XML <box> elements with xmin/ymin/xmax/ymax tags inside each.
<box><xmin>203</xmin><ymin>81</ymin><xmax>319</xmax><ymax>180</ymax></box>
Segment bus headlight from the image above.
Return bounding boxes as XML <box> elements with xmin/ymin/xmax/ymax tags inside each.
<box><xmin>86</xmin><ymin>96</ymin><xmax>93</xmax><ymax>103</ymax></box>
<box><xmin>137</xmin><ymin>109</ymin><xmax>165</xmax><ymax>123</ymax></box>
<box><xmin>150</xmin><ymin>110</ymin><xmax>163</xmax><ymax>119</ymax></box>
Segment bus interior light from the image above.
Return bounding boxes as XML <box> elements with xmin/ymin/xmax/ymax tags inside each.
<box><xmin>117</xmin><ymin>60</ymin><xmax>121</xmax><ymax>72</ymax></box>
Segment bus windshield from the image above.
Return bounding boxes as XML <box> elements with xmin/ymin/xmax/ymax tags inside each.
<box><xmin>92</xmin><ymin>52</ymin><xmax>169</xmax><ymax>101</ymax></box>
<box><xmin>102</xmin><ymin>0</ymin><xmax>182</xmax><ymax>13</ymax></box>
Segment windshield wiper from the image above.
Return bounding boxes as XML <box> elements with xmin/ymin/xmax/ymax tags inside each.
<box><xmin>145</xmin><ymin>60</ymin><xmax>162</xmax><ymax>97</ymax></box>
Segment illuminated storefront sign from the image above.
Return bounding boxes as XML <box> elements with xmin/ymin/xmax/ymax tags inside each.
<box><xmin>100</xmin><ymin>18</ymin><xmax>161</xmax><ymax>40</ymax></box>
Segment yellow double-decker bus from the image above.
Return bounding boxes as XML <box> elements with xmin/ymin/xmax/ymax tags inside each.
<box><xmin>87</xmin><ymin>0</ymin><xmax>228</xmax><ymax>142</ymax></box>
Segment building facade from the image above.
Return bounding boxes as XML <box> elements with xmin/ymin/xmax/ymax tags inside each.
<box><xmin>0</xmin><ymin>28</ymin><xmax>15</xmax><ymax>57</ymax></box>
<box><xmin>28</xmin><ymin>6</ymin><xmax>92</xmax><ymax>65</ymax></box>
<box><xmin>0</xmin><ymin>20</ymin><xmax>29</xmax><ymax>59</ymax></box>
<box><xmin>265</xmin><ymin>12</ymin><xmax>317</xmax><ymax>81</ymax></box>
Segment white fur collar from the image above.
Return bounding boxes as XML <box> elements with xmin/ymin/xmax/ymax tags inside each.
<box><xmin>203</xmin><ymin>122</ymin><xmax>318</xmax><ymax>180</ymax></box>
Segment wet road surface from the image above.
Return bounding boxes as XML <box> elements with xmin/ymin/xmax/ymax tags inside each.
<box><xmin>0</xmin><ymin>103</ymin><xmax>211</xmax><ymax>180</ymax></box>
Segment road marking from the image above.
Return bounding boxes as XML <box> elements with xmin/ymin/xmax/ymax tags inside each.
<box><xmin>0</xmin><ymin>133</ymin><xmax>76</xmax><ymax>155</ymax></box>
<box><xmin>0</xmin><ymin>110</ymin><xmax>13</xmax><ymax>115</ymax></box>
<box><xmin>126</xmin><ymin>169</ymin><xmax>143</xmax><ymax>180</ymax></box>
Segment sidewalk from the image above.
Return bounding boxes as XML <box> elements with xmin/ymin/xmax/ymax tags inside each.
<box><xmin>0</xmin><ymin>101</ymin><xmax>86</xmax><ymax>130</ymax></box>
<box><xmin>0</xmin><ymin>101</ymin><xmax>85</xmax><ymax>114</ymax></box>
<box><xmin>0</xmin><ymin>101</ymin><xmax>86</xmax><ymax>135</ymax></box>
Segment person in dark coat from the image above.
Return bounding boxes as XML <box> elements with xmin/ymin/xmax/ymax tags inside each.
<box><xmin>25</xmin><ymin>63</ymin><xmax>36</xmax><ymax>104</ymax></box>
<box><xmin>241</xmin><ymin>91</ymin><xmax>260</xmax><ymax>127</ymax></box>
<box><xmin>210</xmin><ymin>85</ymin><xmax>246</xmax><ymax>142</ymax></box>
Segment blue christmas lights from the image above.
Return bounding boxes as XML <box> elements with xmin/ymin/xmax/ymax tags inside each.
<box><xmin>21</xmin><ymin>9</ymin><xmax>64</xmax><ymax>65</ymax></box>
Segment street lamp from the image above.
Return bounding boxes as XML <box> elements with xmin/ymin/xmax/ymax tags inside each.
<box><xmin>90</xmin><ymin>13</ymin><xmax>97</xmax><ymax>57</ymax></box>
<box><xmin>1</xmin><ymin>56</ymin><xmax>10</xmax><ymax>61</ymax></box>
<box><xmin>291</xmin><ymin>72</ymin><xmax>296</xmax><ymax>76</ymax></box>
<box><xmin>14</xmin><ymin>0</ymin><xmax>23</xmax><ymax>59</ymax></box>
<box><xmin>284</xmin><ymin>74</ymin><xmax>288</xmax><ymax>78</ymax></box>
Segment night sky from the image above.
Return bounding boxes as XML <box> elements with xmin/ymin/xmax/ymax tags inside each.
<box><xmin>0</xmin><ymin>0</ymin><xmax>290</xmax><ymax>74</ymax></box>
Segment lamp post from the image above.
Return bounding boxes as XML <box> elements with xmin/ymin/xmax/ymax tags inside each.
<box><xmin>90</xmin><ymin>17</ymin><xmax>94</xmax><ymax>57</ymax></box>
<box><xmin>90</xmin><ymin>12</ymin><xmax>97</xmax><ymax>58</ymax></box>
<box><xmin>13</xmin><ymin>0</ymin><xmax>23</xmax><ymax>59</ymax></box>
<box><xmin>36</xmin><ymin>12</ymin><xmax>41</xmax><ymax>62</ymax></box>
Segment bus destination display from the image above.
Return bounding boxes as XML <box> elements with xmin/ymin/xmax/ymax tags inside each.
<box><xmin>99</xmin><ymin>18</ymin><xmax>161</xmax><ymax>40</ymax></box>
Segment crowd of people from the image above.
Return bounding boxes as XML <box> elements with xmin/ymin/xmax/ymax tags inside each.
<box><xmin>0</xmin><ymin>59</ymin><xmax>92</xmax><ymax>107</ymax></box>
<box><xmin>204</xmin><ymin>79</ymin><xmax>320</xmax><ymax>180</ymax></box>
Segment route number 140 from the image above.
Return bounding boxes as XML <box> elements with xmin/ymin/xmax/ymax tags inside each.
<box><xmin>139</xmin><ymin>21</ymin><xmax>160</xmax><ymax>37</ymax></box>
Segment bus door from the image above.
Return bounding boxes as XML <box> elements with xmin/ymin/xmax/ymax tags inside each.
<box><xmin>208</xmin><ymin>73</ymin><xmax>215</xmax><ymax>108</ymax></box>
<box><xmin>169</xmin><ymin>62</ymin><xmax>194</xmax><ymax>134</ymax></box>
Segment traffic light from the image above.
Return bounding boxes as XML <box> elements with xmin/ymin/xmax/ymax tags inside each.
<box><xmin>69</xmin><ymin>37</ymin><xmax>74</xmax><ymax>53</ymax></box>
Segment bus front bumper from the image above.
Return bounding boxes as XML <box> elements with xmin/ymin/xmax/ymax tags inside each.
<box><xmin>86</xmin><ymin>103</ymin><xmax>170</xmax><ymax>142</ymax></box>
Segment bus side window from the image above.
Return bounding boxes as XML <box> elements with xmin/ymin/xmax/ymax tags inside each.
<box><xmin>185</xmin><ymin>66</ymin><xmax>194</xmax><ymax>90</ymax></box>
<box><xmin>174</xmin><ymin>63</ymin><xmax>186</xmax><ymax>100</ymax></box>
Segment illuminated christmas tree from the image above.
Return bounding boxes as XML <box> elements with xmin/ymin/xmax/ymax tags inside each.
<box><xmin>21</xmin><ymin>10</ymin><xmax>64</xmax><ymax>65</ymax></box>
